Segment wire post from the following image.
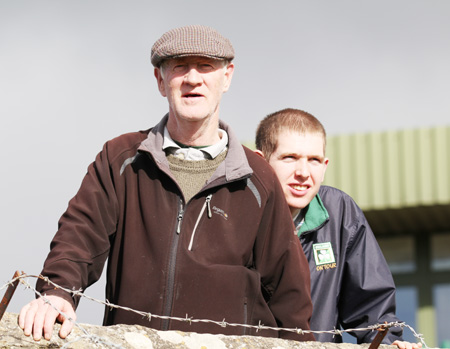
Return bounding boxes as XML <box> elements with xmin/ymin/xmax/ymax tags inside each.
<box><xmin>0</xmin><ymin>270</ymin><xmax>22</xmax><ymax>322</ymax></box>
<box><xmin>368</xmin><ymin>323</ymin><xmax>389</xmax><ymax>349</ymax></box>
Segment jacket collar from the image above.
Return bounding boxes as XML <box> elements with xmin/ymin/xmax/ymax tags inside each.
<box><xmin>138</xmin><ymin>114</ymin><xmax>253</xmax><ymax>183</ymax></box>
<box><xmin>297</xmin><ymin>193</ymin><xmax>329</xmax><ymax>236</ymax></box>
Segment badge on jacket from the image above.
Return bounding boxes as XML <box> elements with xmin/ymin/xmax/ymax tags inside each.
<box><xmin>313</xmin><ymin>242</ymin><xmax>336</xmax><ymax>271</ymax></box>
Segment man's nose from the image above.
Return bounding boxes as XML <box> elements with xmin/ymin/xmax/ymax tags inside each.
<box><xmin>184</xmin><ymin>67</ymin><xmax>202</xmax><ymax>85</ymax></box>
<box><xmin>294</xmin><ymin>160</ymin><xmax>309</xmax><ymax>178</ymax></box>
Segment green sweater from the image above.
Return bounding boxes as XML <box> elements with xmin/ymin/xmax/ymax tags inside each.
<box><xmin>167</xmin><ymin>150</ymin><xmax>227</xmax><ymax>202</ymax></box>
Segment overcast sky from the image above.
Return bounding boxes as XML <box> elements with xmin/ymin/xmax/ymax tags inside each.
<box><xmin>1</xmin><ymin>0</ymin><xmax>449</xmax><ymax>327</ymax></box>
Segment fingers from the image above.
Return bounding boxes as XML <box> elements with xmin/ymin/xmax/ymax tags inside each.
<box><xmin>18</xmin><ymin>296</ymin><xmax>75</xmax><ymax>341</ymax></box>
<box><xmin>393</xmin><ymin>340</ymin><xmax>423</xmax><ymax>349</ymax></box>
<box><xmin>19</xmin><ymin>299</ymin><xmax>43</xmax><ymax>339</ymax></box>
<box><xmin>19</xmin><ymin>297</ymin><xmax>55</xmax><ymax>340</ymax></box>
<box><xmin>393</xmin><ymin>341</ymin><xmax>405</xmax><ymax>349</ymax></box>
<box><xmin>57</xmin><ymin>305</ymin><xmax>76</xmax><ymax>339</ymax></box>
<box><xmin>393</xmin><ymin>341</ymin><xmax>406</xmax><ymax>349</ymax></box>
<box><xmin>35</xmin><ymin>300</ymin><xmax>59</xmax><ymax>340</ymax></box>
<box><xmin>18</xmin><ymin>301</ymin><xmax>32</xmax><ymax>333</ymax></box>
<box><xmin>59</xmin><ymin>318</ymin><xmax>75</xmax><ymax>338</ymax></box>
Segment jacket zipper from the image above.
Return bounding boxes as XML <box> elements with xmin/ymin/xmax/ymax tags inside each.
<box><xmin>162</xmin><ymin>198</ymin><xmax>184</xmax><ymax>330</ymax></box>
<box><xmin>188</xmin><ymin>194</ymin><xmax>212</xmax><ymax>251</ymax></box>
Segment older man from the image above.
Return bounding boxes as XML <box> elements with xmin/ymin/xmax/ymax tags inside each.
<box><xmin>19</xmin><ymin>26</ymin><xmax>314</xmax><ymax>342</ymax></box>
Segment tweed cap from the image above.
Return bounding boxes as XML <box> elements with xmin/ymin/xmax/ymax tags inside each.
<box><xmin>151</xmin><ymin>25</ymin><xmax>235</xmax><ymax>67</ymax></box>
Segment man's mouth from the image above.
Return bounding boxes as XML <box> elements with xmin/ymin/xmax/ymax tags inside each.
<box><xmin>183</xmin><ymin>93</ymin><xmax>203</xmax><ymax>98</ymax></box>
<box><xmin>291</xmin><ymin>184</ymin><xmax>308</xmax><ymax>191</ymax></box>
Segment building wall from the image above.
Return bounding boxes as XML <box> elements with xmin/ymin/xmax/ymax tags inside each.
<box><xmin>323</xmin><ymin>126</ymin><xmax>450</xmax><ymax>210</ymax></box>
<box><xmin>323</xmin><ymin>125</ymin><xmax>450</xmax><ymax>348</ymax></box>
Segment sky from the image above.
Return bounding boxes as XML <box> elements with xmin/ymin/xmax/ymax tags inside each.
<box><xmin>1</xmin><ymin>0</ymin><xmax>449</xmax><ymax>329</ymax></box>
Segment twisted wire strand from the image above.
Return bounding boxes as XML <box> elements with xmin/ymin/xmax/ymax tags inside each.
<box><xmin>1</xmin><ymin>273</ymin><xmax>428</xmax><ymax>348</ymax></box>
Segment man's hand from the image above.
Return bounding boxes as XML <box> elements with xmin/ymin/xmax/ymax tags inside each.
<box><xmin>18</xmin><ymin>295</ymin><xmax>76</xmax><ymax>341</ymax></box>
<box><xmin>393</xmin><ymin>340</ymin><xmax>423</xmax><ymax>349</ymax></box>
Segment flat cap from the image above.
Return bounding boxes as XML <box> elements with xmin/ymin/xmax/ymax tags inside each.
<box><xmin>151</xmin><ymin>25</ymin><xmax>235</xmax><ymax>67</ymax></box>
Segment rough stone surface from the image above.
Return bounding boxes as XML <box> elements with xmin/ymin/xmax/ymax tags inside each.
<box><xmin>0</xmin><ymin>312</ymin><xmax>399</xmax><ymax>349</ymax></box>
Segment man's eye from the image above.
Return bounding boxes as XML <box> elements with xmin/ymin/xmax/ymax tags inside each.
<box><xmin>198</xmin><ymin>64</ymin><xmax>214</xmax><ymax>72</ymax></box>
<box><xmin>173</xmin><ymin>65</ymin><xmax>187</xmax><ymax>73</ymax></box>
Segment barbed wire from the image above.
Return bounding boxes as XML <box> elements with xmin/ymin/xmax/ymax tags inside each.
<box><xmin>1</xmin><ymin>273</ymin><xmax>428</xmax><ymax>348</ymax></box>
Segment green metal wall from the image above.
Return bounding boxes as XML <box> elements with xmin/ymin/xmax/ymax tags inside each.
<box><xmin>323</xmin><ymin>126</ymin><xmax>450</xmax><ymax>211</ymax></box>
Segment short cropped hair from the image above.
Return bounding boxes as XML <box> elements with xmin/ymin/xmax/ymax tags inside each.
<box><xmin>255</xmin><ymin>108</ymin><xmax>327</xmax><ymax>160</ymax></box>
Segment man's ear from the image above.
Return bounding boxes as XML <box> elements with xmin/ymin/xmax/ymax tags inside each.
<box><xmin>154</xmin><ymin>67</ymin><xmax>166</xmax><ymax>97</ymax></box>
<box><xmin>222</xmin><ymin>62</ymin><xmax>234</xmax><ymax>93</ymax></box>
<box><xmin>321</xmin><ymin>158</ymin><xmax>329</xmax><ymax>182</ymax></box>
<box><xmin>254</xmin><ymin>149</ymin><xmax>266</xmax><ymax>159</ymax></box>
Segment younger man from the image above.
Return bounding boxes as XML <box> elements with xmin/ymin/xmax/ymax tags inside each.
<box><xmin>255</xmin><ymin>108</ymin><xmax>421</xmax><ymax>348</ymax></box>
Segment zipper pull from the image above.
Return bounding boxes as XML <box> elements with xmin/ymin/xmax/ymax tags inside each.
<box><xmin>176</xmin><ymin>209</ymin><xmax>184</xmax><ymax>234</ymax></box>
<box><xmin>206</xmin><ymin>194</ymin><xmax>212</xmax><ymax>218</ymax></box>
<box><xmin>187</xmin><ymin>194</ymin><xmax>213</xmax><ymax>251</ymax></box>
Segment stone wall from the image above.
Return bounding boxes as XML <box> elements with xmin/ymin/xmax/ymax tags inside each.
<box><xmin>0</xmin><ymin>312</ymin><xmax>400</xmax><ymax>349</ymax></box>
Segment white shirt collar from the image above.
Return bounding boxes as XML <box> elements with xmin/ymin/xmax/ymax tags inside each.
<box><xmin>162</xmin><ymin>127</ymin><xmax>228</xmax><ymax>161</ymax></box>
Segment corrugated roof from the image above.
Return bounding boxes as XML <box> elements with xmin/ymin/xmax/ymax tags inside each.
<box><xmin>323</xmin><ymin>126</ymin><xmax>450</xmax><ymax>234</ymax></box>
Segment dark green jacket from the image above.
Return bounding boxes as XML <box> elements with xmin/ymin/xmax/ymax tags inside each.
<box><xmin>298</xmin><ymin>185</ymin><xmax>403</xmax><ymax>343</ymax></box>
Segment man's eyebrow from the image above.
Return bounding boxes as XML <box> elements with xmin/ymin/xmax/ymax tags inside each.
<box><xmin>278</xmin><ymin>151</ymin><xmax>299</xmax><ymax>158</ymax></box>
<box><xmin>308</xmin><ymin>154</ymin><xmax>326</xmax><ymax>161</ymax></box>
<box><xmin>277</xmin><ymin>151</ymin><xmax>325</xmax><ymax>160</ymax></box>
